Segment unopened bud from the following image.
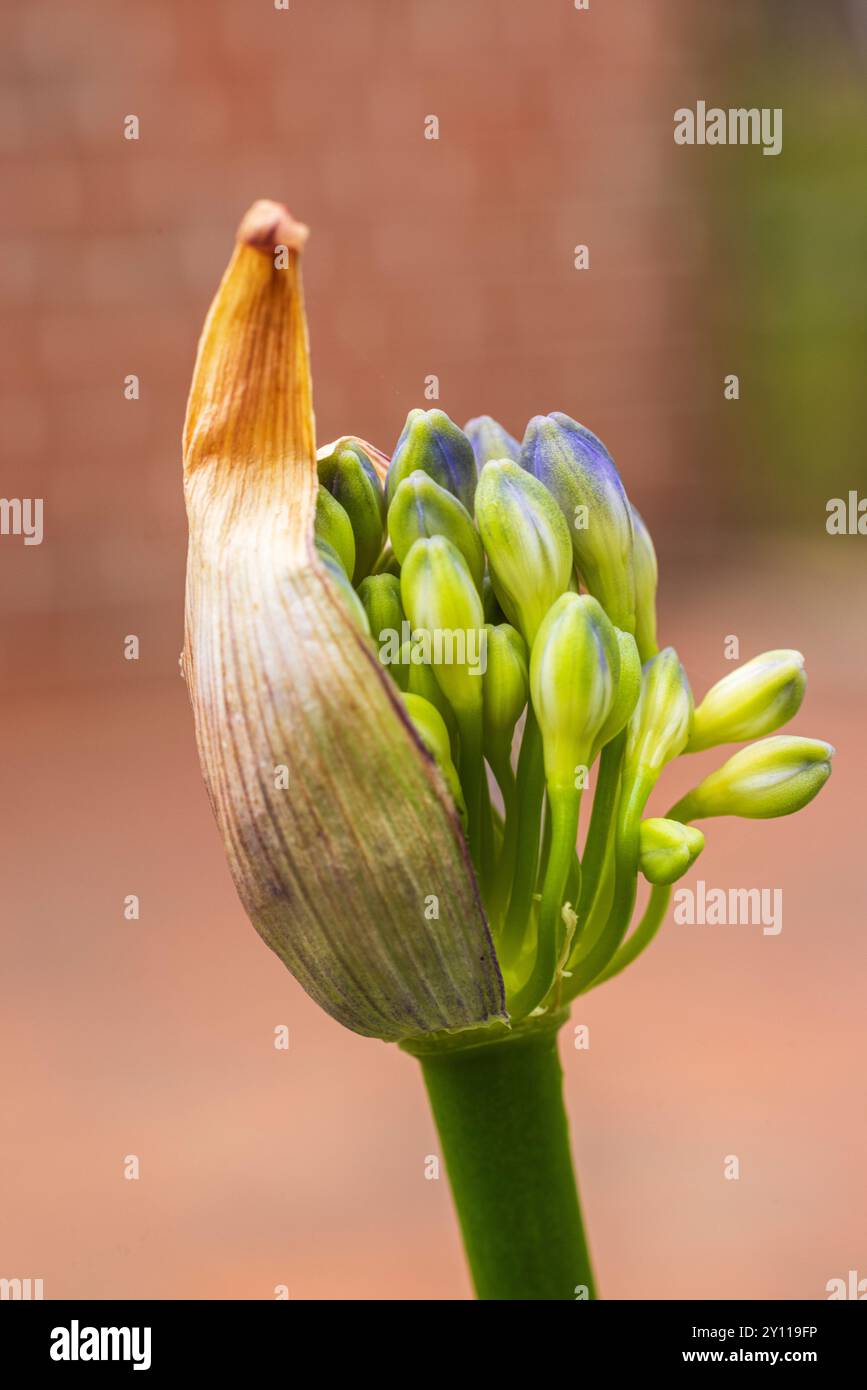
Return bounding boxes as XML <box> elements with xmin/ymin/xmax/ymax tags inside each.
<box><xmin>594</xmin><ymin>628</ymin><xmax>641</xmax><ymax>755</ymax></box>
<box><xmin>314</xmin><ymin>485</ymin><xmax>355</xmax><ymax>579</ymax></box>
<box><xmin>475</xmin><ymin>458</ymin><xmax>572</xmax><ymax>645</ymax></box>
<box><xmin>530</xmin><ymin>593</ymin><xmax>619</xmax><ymax>793</ymax></box>
<box><xmin>401</xmin><ymin>640</ymin><xmax>460</xmax><ymax>756</ymax></box>
<box><xmin>639</xmin><ymin>818</ymin><xmax>705</xmax><ymax>885</ymax></box>
<box><xmin>522</xmin><ymin>412</ymin><xmax>636</xmax><ymax>632</ymax></box>
<box><xmin>482</xmin><ymin>623</ymin><xmax>528</xmax><ymax>754</ymax></box>
<box><xmin>688</xmin><ymin>650</ymin><xmax>806</xmax><ymax>752</ymax></box>
<box><xmin>315</xmin><ymin>541</ymin><xmax>370</xmax><ymax>634</ymax></box>
<box><xmin>631</xmin><ymin>505</ymin><xmax>658</xmax><ymax>662</ymax></box>
<box><xmin>386</xmin><ymin>409</ymin><xmax>477</xmax><ymax>514</ymax></box>
<box><xmin>358</xmin><ymin>573</ymin><xmax>407</xmax><ymax>686</ymax></box>
<box><xmin>670</xmin><ymin>736</ymin><xmax>834</xmax><ymax>821</ymax></box>
<box><xmin>626</xmin><ymin>647</ymin><xmax>693</xmax><ymax>782</ymax></box>
<box><xmin>464</xmin><ymin>415</ymin><xmax>521</xmax><ymax>467</ymax></box>
<box><xmin>388</xmin><ymin>470</ymin><xmax>484</xmax><ymax>591</ymax></box>
<box><xmin>402</xmin><ymin>693</ymin><xmax>467</xmax><ymax>829</ymax></box>
<box><xmin>317</xmin><ymin>439</ymin><xmax>386</xmax><ymax>582</ymax></box>
<box><xmin>399</xmin><ymin>536</ymin><xmax>485</xmax><ymax>719</ymax></box>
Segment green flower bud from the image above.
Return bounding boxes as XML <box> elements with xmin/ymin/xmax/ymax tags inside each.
<box><xmin>530</xmin><ymin>593</ymin><xmax>619</xmax><ymax>793</ymax></box>
<box><xmin>631</xmin><ymin>505</ymin><xmax>658</xmax><ymax>662</ymax></box>
<box><xmin>464</xmin><ymin>415</ymin><xmax>521</xmax><ymax>467</ymax></box>
<box><xmin>475</xmin><ymin>458</ymin><xmax>572</xmax><ymax>645</ymax></box>
<box><xmin>317</xmin><ymin>438</ymin><xmax>387</xmax><ymax>583</ymax></box>
<box><xmin>639</xmin><ymin>818</ymin><xmax>705</xmax><ymax>885</ymax></box>
<box><xmin>357</xmin><ymin>573</ymin><xmax>407</xmax><ymax>687</ymax></box>
<box><xmin>388</xmin><ymin>470</ymin><xmax>485</xmax><ymax>591</ymax></box>
<box><xmin>399</xmin><ymin>536</ymin><xmax>485</xmax><ymax>719</ymax></box>
<box><xmin>314</xmin><ymin>484</ymin><xmax>356</xmax><ymax>579</ymax></box>
<box><xmin>401</xmin><ymin>640</ymin><xmax>460</xmax><ymax>757</ymax></box>
<box><xmin>386</xmin><ymin>409</ymin><xmax>477</xmax><ymax>514</ymax></box>
<box><xmin>687</xmin><ymin>650</ymin><xmax>806</xmax><ymax>753</ymax></box>
<box><xmin>522</xmin><ymin>412</ymin><xmax>636</xmax><ymax>633</ymax></box>
<box><xmin>593</xmin><ymin>628</ymin><xmax>641</xmax><ymax>755</ymax></box>
<box><xmin>315</xmin><ymin>541</ymin><xmax>370</xmax><ymax>635</ymax></box>
<box><xmin>482</xmin><ymin>623</ymin><xmax>528</xmax><ymax>754</ymax></box>
<box><xmin>625</xmin><ymin>647</ymin><xmax>693</xmax><ymax>782</ymax></box>
<box><xmin>402</xmin><ymin>691</ymin><xmax>451</xmax><ymax>765</ymax></box>
<box><xmin>402</xmin><ymin>693</ymin><xmax>468</xmax><ymax>829</ymax></box>
<box><xmin>670</xmin><ymin>736</ymin><xmax>834</xmax><ymax>822</ymax></box>
<box><xmin>358</xmin><ymin>572</ymin><xmax>403</xmax><ymax>639</ymax></box>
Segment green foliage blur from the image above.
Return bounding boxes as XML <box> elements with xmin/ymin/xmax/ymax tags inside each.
<box><xmin>715</xmin><ymin>11</ymin><xmax>867</xmax><ymax>530</ymax></box>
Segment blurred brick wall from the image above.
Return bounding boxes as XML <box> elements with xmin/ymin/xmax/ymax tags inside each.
<box><xmin>0</xmin><ymin>0</ymin><xmax>706</xmax><ymax>688</ymax></box>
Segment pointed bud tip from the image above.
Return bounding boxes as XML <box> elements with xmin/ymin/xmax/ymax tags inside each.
<box><xmin>237</xmin><ymin>199</ymin><xmax>309</xmax><ymax>255</ymax></box>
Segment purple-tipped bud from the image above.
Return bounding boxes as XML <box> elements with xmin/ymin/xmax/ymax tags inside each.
<box><xmin>464</xmin><ymin>415</ymin><xmax>522</xmax><ymax>467</ymax></box>
<box><xmin>521</xmin><ymin>412</ymin><xmax>636</xmax><ymax>633</ymax></box>
<box><xmin>386</xmin><ymin>409</ymin><xmax>477</xmax><ymax>514</ymax></box>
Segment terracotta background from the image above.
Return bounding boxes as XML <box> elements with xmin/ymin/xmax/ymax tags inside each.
<box><xmin>1</xmin><ymin>0</ymin><xmax>864</xmax><ymax>1298</ymax></box>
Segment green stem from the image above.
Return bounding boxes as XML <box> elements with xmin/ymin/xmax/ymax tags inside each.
<box><xmin>488</xmin><ymin>750</ymin><xmax>518</xmax><ymax>927</ymax></box>
<box><xmin>413</xmin><ymin>1022</ymin><xmax>596</xmax><ymax>1300</ymax></box>
<box><xmin>567</xmin><ymin>833</ymin><xmax>615</xmax><ymax>968</ymax></box>
<box><xmin>509</xmin><ymin>788</ymin><xmax>581</xmax><ymax>1021</ymax></box>
<box><xmin>593</xmin><ymin>883</ymin><xmax>672</xmax><ymax>986</ymax></box>
<box><xmin>501</xmin><ymin>708</ymin><xmax>545</xmax><ymax>960</ymax></box>
<box><xmin>577</xmin><ymin>734</ymin><xmax>624</xmax><ymax>920</ymax></box>
<box><xmin>537</xmin><ymin>795</ymin><xmax>553</xmax><ymax>890</ymax></box>
<box><xmin>590</xmin><ymin>797</ymin><xmax>690</xmax><ymax>985</ymax></box>
<box><xmin>569</xmin><ymin>774</ymin><xmax>651</xmax><ymax>994</ymax></box>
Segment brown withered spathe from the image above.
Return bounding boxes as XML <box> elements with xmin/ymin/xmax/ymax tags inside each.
<box><xmin>182</xmin><ymin>200</ymin><xmax>506</xmax><ymax>1041</ymax></box>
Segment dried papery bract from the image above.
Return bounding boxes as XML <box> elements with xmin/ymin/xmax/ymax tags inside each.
<box><xmin>182</xmin><ymin>200</ymin><xmax>505</xmax><ymax>1041</ymax></box>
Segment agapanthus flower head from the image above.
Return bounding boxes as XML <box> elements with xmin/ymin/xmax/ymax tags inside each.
<box><xmin>522</xmin><ymin>411</ymin><xmax>636</xmax><ymax>633</ymax></box>
<box><xmin>182</xmin><ymin>198</ymin><xmax>835</xmax><ymax>1051</ymax></box>
<box><xmin>180</xmin><ymin>198</ymin><xmax>844</xmax><ymax>1316</ymax></box>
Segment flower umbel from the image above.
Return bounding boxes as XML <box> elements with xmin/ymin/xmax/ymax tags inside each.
<box><xmin>183</xmin><ymin>200</ymin><xmax>834</xmax><ymax>1038</ymax></box>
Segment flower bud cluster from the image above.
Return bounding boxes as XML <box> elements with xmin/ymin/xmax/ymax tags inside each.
<box><xmin>309</xmin><ymin>406</ymin><xmax>834</xmax><ymax>1022</ymax></box>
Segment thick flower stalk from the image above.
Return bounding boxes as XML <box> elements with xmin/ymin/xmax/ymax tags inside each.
<box><xmin>183</xmin><ymin>200</ymin><xmax>835</xmax><ymax>1302</ymax></box>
